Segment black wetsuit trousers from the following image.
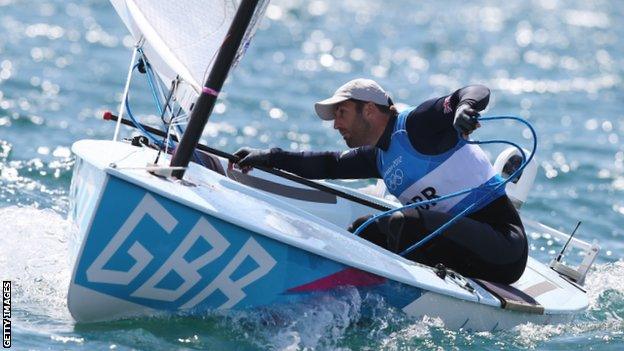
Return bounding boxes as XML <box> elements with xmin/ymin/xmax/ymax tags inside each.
<box><xmin>349</xmin><ymin>195</ymin><xmax>528</xmax><ymax>284</ymax></box>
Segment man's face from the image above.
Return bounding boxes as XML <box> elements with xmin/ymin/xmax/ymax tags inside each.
<box><xmin>333</xmin><ymin>100</ymin><xmax>372</xmax><ymax>148</ymax></box>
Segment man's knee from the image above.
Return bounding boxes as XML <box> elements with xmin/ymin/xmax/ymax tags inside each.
<box><xmin>385</xmin><ymin>212</ymin><xmax>405</xmax><ymax>235</ymax></box>
<box><xmin>347</xmin><ymin>214</ymin><xmax>374</xmax><ymax>233</ymax></box>
<box><xmin>377</xmin><ymin>212</ymin><xmax>405</xmax><ymax>252</ymax></box>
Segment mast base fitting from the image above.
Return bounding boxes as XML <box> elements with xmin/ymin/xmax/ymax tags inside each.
<box><xmin>145</xmin><ymin>163</ymin><xmax>186</xmax><ymax>179</ymax></box>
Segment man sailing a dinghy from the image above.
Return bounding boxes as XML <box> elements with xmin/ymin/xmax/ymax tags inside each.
<box><xmin>230</xmin><ymin>78</ymin><xmax>528</xmax><ymax>284</ymax></box>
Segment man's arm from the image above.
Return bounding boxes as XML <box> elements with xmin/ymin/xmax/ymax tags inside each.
<box><xmin>406</xmin><ymin>84</ymin><xmax>490</xmax><ymax>154</ymax></box>
<box><xmin>408</xmin><ymin>85</ymin><xmax>490</xmax><ymax>134</ymax></box>
<box><xmin>234</xmin><ymin>146</ymin><xmax>381</xmax><ymax>179</ymax></box>
<box><xmin>450</xmin><ymin>84</ymin><xmax>491</xmax><ymax>112</ymax></box>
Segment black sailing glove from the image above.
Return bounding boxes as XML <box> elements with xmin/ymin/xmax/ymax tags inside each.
<box><xmin>453</xmin><ymin>104</ymin><xmax>481</xmax><ymax>136</ymax></box>
<box><xmin>231</xmin><ymin>147</ymin><xmax>272</xmax><ymax>171</ymax></box>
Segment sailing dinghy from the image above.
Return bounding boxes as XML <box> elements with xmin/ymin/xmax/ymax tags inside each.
<box><xmin>67</xmin><ymin>0</ymin><xmax>599</xmax><ymax>331</ymax></box>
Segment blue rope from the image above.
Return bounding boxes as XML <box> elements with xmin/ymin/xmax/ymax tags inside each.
<box><xmin>137</xmin><ymin>48</ymin><xmax>166</xmax><ymax>116</ymax></box>
<box><xmin>353</xmin><ymin>115</ymin><xmax>537</xmax><ymax>258</ymax></box>
<box><xmin>138</xmin><ymin>51</ymin><xmax>208</xmax><ymax>167</ymax></box>
<box><xmin>124</xmin><ymin>93</ymin><xmax>172</xmax><ymax>149</ymax></box>
<box><xmin>121</xmin><ymin>50</ymin><xmax>206</xmax><ymax>168</ymax></box>
<box><xmin>122</xmin><ymin>59</ymin><xmax>174</xmax><ymax>149</ymax></box>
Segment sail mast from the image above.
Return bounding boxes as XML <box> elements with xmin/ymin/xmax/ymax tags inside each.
<box><xmin>170</xmin><ymin>0</ymin><xmax>260</xmax><ymax>179</ymax></box>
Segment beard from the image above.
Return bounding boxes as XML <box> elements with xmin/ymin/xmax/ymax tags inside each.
<box><xmin>343</xmin><ymin>111</ymin><xmax>371</xmax><ymax>148</ymax></box>
<box><xmin>344</xmin><ymin>135</ymin><xmax>356</xmax><ymax>148</ymax></box>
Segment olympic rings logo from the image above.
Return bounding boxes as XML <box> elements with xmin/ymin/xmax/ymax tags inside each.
<box><xmin>385</xmin><ymin>168</ymin><xmax>404</xmax><ymax>191</ymax></box>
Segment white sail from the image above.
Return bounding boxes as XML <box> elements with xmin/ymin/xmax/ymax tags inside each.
<box><xmin>110</xmin><ymin>0</ymin><xmax>268</xmax><ymax>96</ymax></box>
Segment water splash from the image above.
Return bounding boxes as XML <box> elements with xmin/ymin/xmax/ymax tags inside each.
<box><xmin>0</xmin><ymin>206</ymin><xmax>73</xmax><ymax>331</ymax></box>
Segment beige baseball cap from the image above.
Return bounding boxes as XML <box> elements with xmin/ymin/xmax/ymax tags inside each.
<box><xmin>314</xmin><ymin>78</ymin><xmax>392</xmax><ymax>120</ymax></box>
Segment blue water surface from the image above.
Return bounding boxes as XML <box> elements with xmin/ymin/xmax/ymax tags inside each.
<box><xmin>1</xmin><ymin>0</ymin><xmax>623</xmax><ymax>349</ymax></box>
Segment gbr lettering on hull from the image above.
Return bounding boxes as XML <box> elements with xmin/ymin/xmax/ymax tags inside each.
<box><xmin>85</xmin><ymin>193</ymin><xmax>276</xmax><ymax>309</ymax></box>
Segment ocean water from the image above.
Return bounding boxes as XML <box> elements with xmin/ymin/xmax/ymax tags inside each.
<box><xmin>0</xmin><ymin>0</ymin><xmax>623</xmax><ymax>349</ymax></box>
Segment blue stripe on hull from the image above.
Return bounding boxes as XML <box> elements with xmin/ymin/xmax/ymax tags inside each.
<box><xmin>72</xmin><ymin>173</ymin><xmax>423</xmax><ymax>316</ymax></box>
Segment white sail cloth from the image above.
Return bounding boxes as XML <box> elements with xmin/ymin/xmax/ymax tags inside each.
<box><xmin>110</xmin><ymin>0</ymin><xmax>268</xmax><ymax>101</ymax></box>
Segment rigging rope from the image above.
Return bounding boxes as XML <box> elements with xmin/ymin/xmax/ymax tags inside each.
<box><xmin>122</xmin><ymin>50</ymin><xmax>208</xmax><ymax>168</ymax></box>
